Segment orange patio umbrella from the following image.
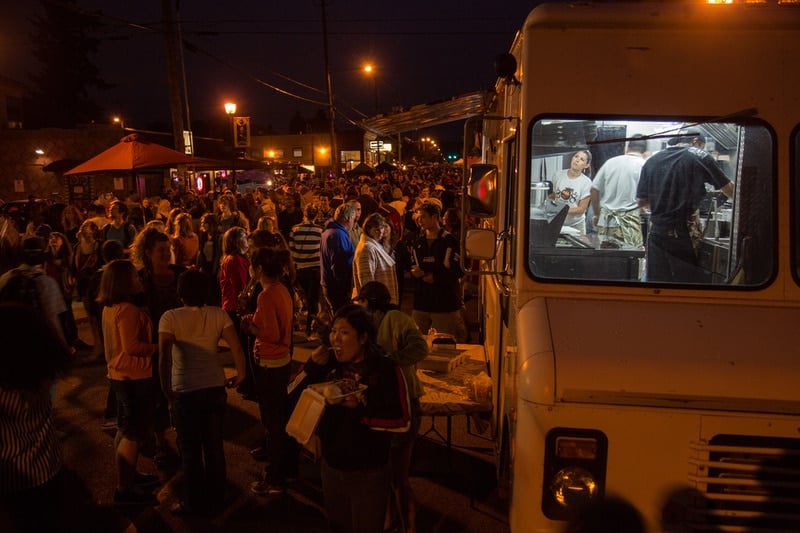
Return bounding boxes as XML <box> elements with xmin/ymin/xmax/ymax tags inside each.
<box><xmin>65</xmin><ymin>133</ymin><xmax>200</xmax><ymax>175</ymax></box>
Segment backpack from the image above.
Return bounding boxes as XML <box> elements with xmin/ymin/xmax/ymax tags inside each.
<box><xmin>0</xmin><ymin>268</ymin><xmax>42</xmax><ymax>312</ymax></box>
<box><xmin>103</xmin><ymin>223</ymin><xmax>136</xmax><ymax>249</ymax></box>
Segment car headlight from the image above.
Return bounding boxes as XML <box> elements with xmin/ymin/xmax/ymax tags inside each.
<box><xmin>550</xmin><ymin>466</ymin><xmax>599</xmax><ymax>508</ymax></box>
<box><xmin>541</xmin><ymin>428</ymin><xmax>608</xmax><ymax>520</ymax></box>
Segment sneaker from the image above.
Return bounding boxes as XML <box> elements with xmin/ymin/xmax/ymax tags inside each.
<box><xmin>113</xmin><ymin>486</ymin><xmax>158</xmax><ymax>507</ymax></box>
<box><xmin>250</xmin><ymin>480</ymin><xmax>285</xmax><ymax>496</ymax></box>
<box><xmin>134</xmin><ymin>472</ymin><xmax>160</xmax><ymax>488</ymax></box>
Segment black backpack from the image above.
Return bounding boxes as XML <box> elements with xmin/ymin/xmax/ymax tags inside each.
<box><xmin>0</xmin><ymin>268</ymin><xmax>42</xmax><ymax>312</ymax></box>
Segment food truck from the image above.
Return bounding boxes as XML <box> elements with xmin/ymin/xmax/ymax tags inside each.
<box><xmin>458</xmin><ymin>1</ymin><xmax>800</xmax><ymax>531</ymax></box>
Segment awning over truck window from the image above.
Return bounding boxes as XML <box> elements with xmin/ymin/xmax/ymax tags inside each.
<box><xmin>359</xmin><ymin>91</ymin><xmax>493</xmax><ymax>136</ymax></box>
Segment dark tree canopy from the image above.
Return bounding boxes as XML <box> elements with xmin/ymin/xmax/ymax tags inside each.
<box><xmin>289</xmin><ymin>111</ymin><xmax>307</xmax><ymax>134</ymax></box>
<box><xmin>24</xmin><ymin>0</ymin><xmax>110</xmax><ymax>128</ymax></box>
<box><xmin>308</xmin><ymin>109</ymin><xmax>328</xmax><ymax>133</ymax></box>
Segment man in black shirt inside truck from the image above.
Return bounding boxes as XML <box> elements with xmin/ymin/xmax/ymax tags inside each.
<box><xmin>636</xmin><ymin>132</ymin><xmax>735</xmax><ymax>283</ymax></box>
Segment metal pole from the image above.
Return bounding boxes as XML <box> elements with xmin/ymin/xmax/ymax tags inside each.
<box><xmin>161</xmin><ymin>0</ymin><xmax>185</xmax><ymax>153</ymax></box>
<box><xmin>320</xmin><ymin>0</ymin><xmax>338</xmax><ymax>178</ymax></box>
<box><xmin>230</xmin><ymin>116</ymin><xmax>236</xmax><ymax>186</ymax></box>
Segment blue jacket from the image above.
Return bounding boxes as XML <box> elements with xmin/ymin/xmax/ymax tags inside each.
<box><xmin>319</xmin><ymin>219</ymin><xmax>354</xmax><ymax>290</ymax></box>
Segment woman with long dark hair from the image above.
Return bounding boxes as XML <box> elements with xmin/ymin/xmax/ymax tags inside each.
<box><xmin>304</xmin><ymin>304</ymin><xmax>411</xmax><ymax>533</ymax></box>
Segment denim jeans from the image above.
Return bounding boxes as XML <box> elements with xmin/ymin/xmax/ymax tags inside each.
<box><xmin>171</xmin><ymin>386</ymin><xmax>227</xmax><ymax>510</ymax></box>
<box><xmin>321</xmin><ymin>459</ymin><xmax>390</xmax><ymax>533</ymax></box>
<box><xmin>254</xmin><ymin>363</ymin><xmax>291</xmax><ymax>483</ymax></box>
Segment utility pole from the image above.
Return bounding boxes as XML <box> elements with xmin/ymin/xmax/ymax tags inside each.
<box><xmin>162</xmin><ymin>0</ymin><xmax>185</xmax><ymax>153</ymax></box>
<box><xmin>320</xmin><ymin>0</ymin><xmax>338</xmax><ymax>178</ymax></box>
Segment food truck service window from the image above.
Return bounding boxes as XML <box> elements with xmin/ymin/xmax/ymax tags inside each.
<box><xmin>527</xmin><ymin>117</ymin><xmax>775</xmax><ymax>288</ymax></box>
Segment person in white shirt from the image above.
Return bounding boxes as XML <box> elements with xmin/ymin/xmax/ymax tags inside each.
<box><xmin>551</xmin><ymin>149</ymin><xmax>593</xmax><ymax>234</ymax></box>
<box><xmin>158</xmin><ymin>269</ymin><xmax>246</xmax><ymax>516</ymax></box>
<box><xmin>353</xmin><ymin>213</ymin><xmax>399</xmax><ymax>305</ymax></box>
<box><xmin>591</xmin><ymin>136</ymin><xmax>648</xmax><ymax>247</ymax></box>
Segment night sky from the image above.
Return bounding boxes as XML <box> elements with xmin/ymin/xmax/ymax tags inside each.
<box><xmin>3</xmin><ymin>1</ymin><xmax>538</xmax><ymax>140</ymax></box>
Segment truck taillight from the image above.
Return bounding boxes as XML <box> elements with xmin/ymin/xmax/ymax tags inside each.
<box><xmin>542</xmin><ymin>428</ymin><xmax>608</xmax><ymax>520</ymax></box>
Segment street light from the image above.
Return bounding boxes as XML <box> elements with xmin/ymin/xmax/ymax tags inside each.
<box><xmin>224</xmin><ymin>102</ymin><xmax>237</xmax><ymax>188</ymax></box>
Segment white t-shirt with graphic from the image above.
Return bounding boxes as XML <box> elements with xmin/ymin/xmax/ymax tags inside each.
<box><xmin>552</xmin><ymin>170</ymin><xmax>593</xmax><ymax>233</ymax></box>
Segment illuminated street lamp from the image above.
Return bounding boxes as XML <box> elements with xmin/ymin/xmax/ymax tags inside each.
<box><xmin>224</xmin><ymin>102</ymin><xmax>237</xmax><ymax>186</ymax></box>
<box><xmin>111</xmin><ymin>116</ymin><xmax>124</xmax><ymax>128</ymax></box>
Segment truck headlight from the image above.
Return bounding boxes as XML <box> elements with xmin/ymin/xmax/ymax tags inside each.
<box><xmin>542</xmin><ymin>428</ymin><xmax>608</xmax><ymax>520</ymax></box>
<box><xmin>550</xmin><ymin>466</ymin><xmax>598</xmax><ymax>508</ymax></box>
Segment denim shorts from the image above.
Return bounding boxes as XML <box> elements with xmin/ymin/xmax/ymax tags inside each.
<box><xmin>109</xmin><ymin>378</ymin><xmax>156</xmax><ymax>442</ymax></box>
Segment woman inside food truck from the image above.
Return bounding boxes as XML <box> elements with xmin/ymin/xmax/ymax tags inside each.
<box><xmin>550</xmin><ymin>149</ymin><xmax>593</xmax><ymax>234</ymax></box>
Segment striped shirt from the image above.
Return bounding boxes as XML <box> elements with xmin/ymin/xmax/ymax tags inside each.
<box><xmin>0</xmin><ymin>385</ymin><xmax>62</xmax><ymax>493</ymax></box>
<box><xmin>289</xmin><ymin>221</ymin><xmax>322</xmax><ymax>270</ymax></box>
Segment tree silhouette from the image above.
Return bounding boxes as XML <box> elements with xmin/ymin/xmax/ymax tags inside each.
<box><xmin>24</xmin><ymin>0</ymin><xmax>110</xmax><ymax>128</ymax></box>
<box><xmin>289</xmin><ymin>111</ymin><xmax>307</xmax><ymax>134</ymax></box>
<box><xmin>308</xmin><ymin>109</ymin><xmax>328</xmax><ymax>133</ymax></box>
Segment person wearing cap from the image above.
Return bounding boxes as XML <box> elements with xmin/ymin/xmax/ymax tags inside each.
<box><xmin>636</xmin><ymin>131</ymin><xmax>735</xmax><ymax>282</ymax></box>
<box><xmin>409</xmin><ymin>202</ymin><xmax>467</xmax><ymax>342</ymax></box>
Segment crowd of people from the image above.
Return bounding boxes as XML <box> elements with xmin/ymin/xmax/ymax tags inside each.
<box><xmin>0</xmin><ymin>164</ymin><xmax>474</xmax><ymax>532</ymax></box>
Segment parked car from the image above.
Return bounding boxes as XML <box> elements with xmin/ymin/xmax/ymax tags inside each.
<box><xmin>0</xmin><ymin>198</ymin><xmax>51</xmax><ymax>232</ymax></box>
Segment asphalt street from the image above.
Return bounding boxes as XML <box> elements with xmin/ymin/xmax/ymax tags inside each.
<box><xmin>48</xmin><ymin>303</ymin><xmax>510</xmax><ymax>532</ymax></box>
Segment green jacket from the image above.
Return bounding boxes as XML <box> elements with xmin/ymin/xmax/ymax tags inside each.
<box><xmin>373</xmin><ymin>309</ymin><xmax>428</xmax><ymax>399</ymax></box>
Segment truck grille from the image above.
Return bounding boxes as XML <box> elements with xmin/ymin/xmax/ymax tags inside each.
<box><xmin>688</xmin><ymin>435</ymin><xmax>800</xmax><ymax>532</ymax></box>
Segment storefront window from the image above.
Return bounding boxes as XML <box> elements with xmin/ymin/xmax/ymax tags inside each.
<box><xmin>527</xmin><ymin>117</ymin><xmax>775</xmax><ymax>287</ymax></box>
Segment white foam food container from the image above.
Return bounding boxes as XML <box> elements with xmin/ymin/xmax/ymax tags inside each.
<box><xmin>310</xmin><ymin>381</ymin><xmax>368</xmax><ymax>402</ymax></box>
<box><xmin>286</xmin><ymin>388</ymin><xmax>326</xmax><ymax>445</ymax></box>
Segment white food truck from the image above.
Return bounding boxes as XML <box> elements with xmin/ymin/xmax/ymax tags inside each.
<box><xmin>458</xmin><ymin>1</ymin><xmax>800</xmax><ymax>531</ymax></box>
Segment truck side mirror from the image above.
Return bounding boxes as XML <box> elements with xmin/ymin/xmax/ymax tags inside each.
<box><xmin>468</xmin><ymin>164</ymin><xmax>498</xmax><ymax>217</ymax></box>
<box><xmin>465</xmin><ymin>228</ymin><xmax>497</xmax><ymax>260</ymax></box>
